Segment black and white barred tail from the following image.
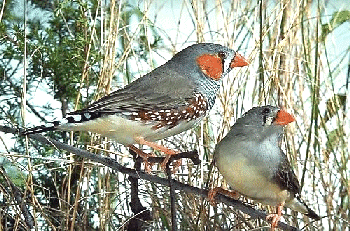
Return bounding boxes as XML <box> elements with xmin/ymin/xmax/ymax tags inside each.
<box><xmin>21</xmin><ymin>112</ymin><xmax>98</xmax><ymax>135</ymax></box>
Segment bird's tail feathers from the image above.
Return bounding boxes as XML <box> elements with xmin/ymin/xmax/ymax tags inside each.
<box><xmin>20</xmin><ymin>112</ymin><xmax>101</xmax><ymax>135</ymax></box>
<box><xmin>287</xmin><ymin>195</ymin><xmax>321</xmax><ymax>220</ymax></box>
<box><xmin>21</xmin><ymin>121</ymin><xmax>61</xmax><ymax>135</ymax></box>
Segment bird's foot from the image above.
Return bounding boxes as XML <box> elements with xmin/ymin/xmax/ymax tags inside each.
<box><xmin>208</xmin><ymin>187</ymin><xmax>240</xmax><ymax>206</ymax></box>
<box><xmin>136</xmin><ymin>137</ymin><xmax>181</xmax><ymax>173</ymax></box>
<box><xmin>128</xmin><ymin>145</ymin><xmax>155</xmax><ymax>173</ymax></box>
<box><xmin>163</xmin><ymin>156</ymin><xmax>182</xmax><ymax>173</ymax></box>
<box><xmin>266</xmin><ymin>203</ymin><xmax>284</xmax><ymax>230</ymax></box>
<box><xmin>159</xmin><ymin>150</ymin><xmax>181</xmax><ymax>172</ymax></box>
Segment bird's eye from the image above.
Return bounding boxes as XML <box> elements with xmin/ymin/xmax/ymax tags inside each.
<box><xmin>218</xmin><ymin>51</ymin><xmax>227</xmax><ymax>59</ymax></box>
<box><xmin>262</xmin><ymin>107</ymin><xmax>270</xmax><ymax>115</ymax></box>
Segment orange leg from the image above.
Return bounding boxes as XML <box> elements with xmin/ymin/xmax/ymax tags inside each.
<box><xmin>135</xmin><ymin>137</ymin><xmax>180</xmax><ymax>171</ymax></box>
<box><xmin>208</xmin><ymin>187</ymin><xmax>240</xmax><ymax>206</ymax></box>
<box><xmin>128</xmin><ymin>145</ymin><xmax>155</xmax><ymax>173</ymax></box>
<box><xmin>136</xmin><ymin>137</ymin><xmax>177</xmax><ymax>155</ymax></box>
<box><xmin>266</xmin><ymin>202</ymin><xmax>284</xmax><ymax>230</ymax></box>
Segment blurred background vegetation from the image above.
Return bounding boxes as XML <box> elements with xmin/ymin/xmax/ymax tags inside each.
<box><xmin>0</xmin><ymin>0</ymin><xmax>349</xmax><ymax>230</ymax></box>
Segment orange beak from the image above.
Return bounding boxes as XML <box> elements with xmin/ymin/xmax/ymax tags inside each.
<box><xmin>274</xmin><ymin>109</ymin><xmax>295</xmax><ymax>126</ymax></box>
<box><xmin>230</xmin><ymin>53</ymin><xmax>249</xmax><ymax>68</ymax></box>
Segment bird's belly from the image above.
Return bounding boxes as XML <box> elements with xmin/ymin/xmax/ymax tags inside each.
<box><xmin>216</xmin><ymin>154</ymin><xmax>289</xmax><ymax>206</ymax></box>
<box><xmin>58</xmin><ymin>115</ymin><xmax>200</xmax><ymax>145</ymax></box>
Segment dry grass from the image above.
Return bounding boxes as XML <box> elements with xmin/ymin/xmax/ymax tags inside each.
<box><xmin>0</xmin><ymin>0</ymin><xmax>349</xmax><ymax>230</ymax></box>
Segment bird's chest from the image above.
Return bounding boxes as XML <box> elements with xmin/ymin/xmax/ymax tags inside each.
<box><xmin>255</xmin><ymin>137</ymin><xmax>281</xmax><ymax>168</ymax></box>
<box><xmin>217</xmin><ymin>138</ymin><xmax>281</xmax><ymax>180</ymax></box>
<box><xmin>215</xmin><ymin>138</ymin><xmax>284</xmax><ymax>205</ymax></box>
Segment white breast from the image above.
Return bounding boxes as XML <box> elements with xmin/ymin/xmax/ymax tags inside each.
<box><xmin>215</xmin><ymin>135</ymin><xmax>287</xmax><ymax>206</ymax></box>
<box><xmin>216</xmin><ymin>151</ymin><xmax>289</xmax><ymax>206</ymax></box>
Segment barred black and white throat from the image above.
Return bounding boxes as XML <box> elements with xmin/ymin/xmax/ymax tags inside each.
<box><xmin>22</xmin><ymin>43</ymin><xmax>249</xmax><ymax>145</ymax></box>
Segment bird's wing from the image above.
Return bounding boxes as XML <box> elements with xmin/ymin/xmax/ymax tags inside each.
<box><xmin>70</xmin><ymin>68</ymin><xmax>197</xmax><ymax>115</ymax></box>
<box><xmin>272</xmin><ymin>150</ymin><xmax>301</xmax><ymax>195</ymax></box>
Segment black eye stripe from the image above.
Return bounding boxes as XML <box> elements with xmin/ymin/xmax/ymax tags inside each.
<box><xmin>218</xmin><ymin>51</ymin><xmax>227</xmax><ymax>72</ymax></box>
<box><xmin>263</xmin><ymin>114</ymin><xmax>267</xmax><ymax>124</ymax></box>
<box><xmin>261</xmin><ymin>108</ymin><xmax>271</xmax><ymax>125</ymax></box>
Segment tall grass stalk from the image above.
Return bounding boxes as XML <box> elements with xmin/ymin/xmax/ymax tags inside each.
<box><xmin>8</xmin><ymin>0</ymin><xmax>349</xmax><ymax>230</ymax></box>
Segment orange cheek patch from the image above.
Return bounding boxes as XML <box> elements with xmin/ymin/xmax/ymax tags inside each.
<box><xmin>196</xmin><ymin>54</ymin><xmax>223</xmax><ymax>80</ymax></box>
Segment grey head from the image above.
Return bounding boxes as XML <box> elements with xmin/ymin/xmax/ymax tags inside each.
<box><xmin>236</xmin><ymin>105</ymin><xmax>281</xmax><ymax>126</ymax></box>
<box><xmin>165</xmin><ymin>43</ymin><xmax>248</xmax><ymax>109</ymax></box>
<box><xmin>217</xmin><ymin>105</ymin><xmax>296</xmax><ymax>147</ymax></box>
